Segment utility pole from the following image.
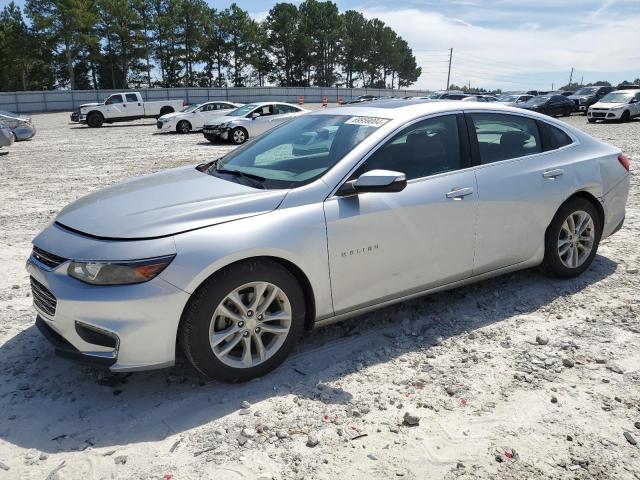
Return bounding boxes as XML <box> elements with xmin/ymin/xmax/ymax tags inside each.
<box><xmin>580</xmin><ymin>76</ymin><xmax>584</xmax><ymax>86</ymax></box>
<box><xmin>446</xmin><ymin>48</ymin><xmax>452</xmax><ymax>91</ymax></box>
<box><xmin>552</xmin><ymin>83</ymin><xmax>554</xmax><ymax>90</ymax></box>
<box><xmin>568</xmin><ymin>67</ymin><xmax>574</xmax><ymax>86</ymax></box>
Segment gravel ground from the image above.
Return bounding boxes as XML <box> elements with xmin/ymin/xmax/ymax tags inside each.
<box><xmin>0</xmin><ymin>111</ymin><xmax>639</xmax><ymax>480</ymax></box>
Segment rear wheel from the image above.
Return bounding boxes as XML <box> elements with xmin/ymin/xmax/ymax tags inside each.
<box><xmin>542</xmin><ymin>198</ymin><xmax>601</xmax><ymax>278</ymax></box>
<box><xmin>87</xmin><ymin>112</ymin><xmax>103</xmax><ymax>128</ymax></box>
<box><xmin>180</xmin><ymin>259</ymin><xmax>305</xmax><ymax>382</ymax></box>
<box><xmin>230</xmin><ymin>127</ymin><xmax>248</xmax><ymax>145</ymax></box>
<box><xmin>176</xmin><ymin>120</ymin><xmax>191</xmax><ymax>134</ymax></box>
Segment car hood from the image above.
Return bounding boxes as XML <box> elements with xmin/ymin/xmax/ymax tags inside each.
<box><xmin>55</xmin><ymin>166</ymin><xmax>288</xmax><ymax>239</ymax></box>
<box><xmin>590</xmin><ymin>102</ymin><xmax>625</xmax><ymax>109</ymax></box>
<box><xmin>78</xmin><ymin>102</ymin><xmax>102</xmax><ymax>109</ymax></box>
<box><xmin>203</xmin><ymin>115</ymin><xmax>239</xmax><ymax>126</ymax></box>
<box><xmin>159</xmin><ymin>111</ymin><xmax>185</xmax><ymax>121</ymax></box>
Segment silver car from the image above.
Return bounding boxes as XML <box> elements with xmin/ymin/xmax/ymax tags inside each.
<box><xmin>202</xmin><ymin>102</ymin><xmax>309</xmax><ymax>144</ymax></box>
<box><xmin>0</xmin><ymin>110</ymin><xmax>36</xmax><ymax>140</ymax></box>
<box><xmin>27</xmin><ymin>100</ymin><xmax>630</xmax><ymax>382</ymax></box>
<box><xmin>0</xmin><ymin>124</ymin><xmax>14</xmax><ymax>148</ymax></box>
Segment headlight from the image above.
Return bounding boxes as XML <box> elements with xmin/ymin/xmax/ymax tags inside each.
<box><xmin>68</xmin><ymin>255</ymin><xmax>175</xmax><ymax>285</ymax></box>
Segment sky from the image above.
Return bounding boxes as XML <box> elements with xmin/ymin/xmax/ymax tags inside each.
<box><xmin>5</xmin><ymin>0</ymin><xmax>639</xmax><ymax>91</ymax></box>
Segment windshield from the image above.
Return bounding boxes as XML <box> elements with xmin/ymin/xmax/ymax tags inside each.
<box><xmin>600</xmin><ymin>92</ymin><xmax>632</xmax><ymax>103</ymax></box>
<box><xmin>227</xmin><ymin>104</ymin><xmax>259</xmax><ymax>117</ymax></box>
<box><xmin>210</xmin><ymin>114</ymin><xmax>388</xmax><ymax>189</ymax></box>
<box><xmin>527</xmin><ymin>96</ymin><xmax>549</xmax><ymax>105</ymax></box>
<box><xmin>574</xmin><ymin>87</ymin><xmax>598</xmax><ymax>96</ymax></box>
<box><xmin>181</xmin><ymin>104</ymin><xmax>200</xmax><ymax>113</ymax></box>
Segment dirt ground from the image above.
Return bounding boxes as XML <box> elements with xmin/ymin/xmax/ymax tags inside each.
<box><xmin>0</xmin><ymin>110</ymin><xmax>639</xmax><ymax>480</ymax></box>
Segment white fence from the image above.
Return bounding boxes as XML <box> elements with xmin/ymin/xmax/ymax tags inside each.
<box><xmin>0</xmin><ymin>87</ymin><xmax>429</xmax><ymax>113</ymax></box>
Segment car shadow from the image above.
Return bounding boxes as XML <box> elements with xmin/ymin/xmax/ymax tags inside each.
<box><xmin>68</xmin><ymin>123</ymin><xmax>156</xmax><ymax>130</ymax></box>
<box><xmin>0</xmin><ymin>255</ymin><xmax>617</xmax><ymax>453</ymax></box>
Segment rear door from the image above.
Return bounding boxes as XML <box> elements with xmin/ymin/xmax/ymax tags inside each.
<box><xmin>325</xmin><ymin>113</ymin><xmax>478</xmax><ymax>313</ymax></box>
<box><xmin>125</xmin><ymin>93</ymin><xmax>144</xmax><ymax>117</ymax></box>
<box><xmin>468</xmin><ymin>112</ymin><xmax>576</xmax><ymax>274</ymax></box>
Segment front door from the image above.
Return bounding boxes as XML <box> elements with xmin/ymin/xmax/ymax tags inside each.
<box><xmin>324</xmin><ymin>113</ymin><xmax>478</xmax><ymax>314</ymax></box>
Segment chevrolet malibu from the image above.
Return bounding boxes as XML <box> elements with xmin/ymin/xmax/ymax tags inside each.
<box><xmin>27</xmin><ymin>101</ymin><xmax>630</xmax><ymax>382</ymax></box>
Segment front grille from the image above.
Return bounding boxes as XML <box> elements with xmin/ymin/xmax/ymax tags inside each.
<box><xmin>31</xmin><ymin>277</ymin><xmax>57</xmax><ymax>317</ymax></box>
<box><xmin>573</xmin><ymin>99</ymin><xmax>579</xmax><ymax>106</ymax></box>
<box><xmin>156</xmin><ymin>121</ymin><xmax>163</xmax><ymax>129</ymax></box>
<box><xmin>32</xmin><ymin>246</ymin><xmax>67</xmax><ymax>269</ymax></box>
<box><xmin>591</xmin><ymin>112</ymin><xmax>606</xmax><ymax>118</ymax></box>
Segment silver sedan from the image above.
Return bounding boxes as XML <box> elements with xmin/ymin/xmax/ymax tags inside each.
<box><xmin>27</xmin><ymin>101</ymin><xmax>630</xmax><ymax>381</ymax></box>
<box><xmin>0</xmin><ymin>110</ymin><xmax>36</xmax><ymax>140</ymax></box>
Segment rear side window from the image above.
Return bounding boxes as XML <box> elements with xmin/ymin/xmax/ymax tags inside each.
<box><xmin>469</xmin><ymin>113</ymin><xmax>541</xmax><ymax>164</ymax></box>
<box><xmin>539</xmin><ymin>121</ymin><xmax>573</xmax><ymax>151</ymax></box>
<box><xmin>125</xmin><ymin>94</ymin><xmax>138</xmax><ymax>102</ymax></box>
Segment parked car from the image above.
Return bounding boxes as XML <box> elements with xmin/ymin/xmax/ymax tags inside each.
<box><xmin>156</xmin><ymin>101</ymin><xmax>242</xmax><ymax>134</ymax></box>
<box><xmin>202</xmin><ymin>102</ymin><xmax>309</xmax><ymax>144</ymax></box>
<box><xmin>70</xmin><ymin>92</ymin><xmax>184</xmax><ymax>128</ymax></box>
<box><xmin>440</xmin><ymin>93</ymin><xmax>468</xmax><ymax>100</ymax></box>
<box><xmin>345</xmin><ymin>95</ymin><xmax>378</xmax><ymax>104</ymax></box>
<box><xmin>482</xmin><ymin>96</ymin><xmax>500</xmax><ymax>102</ymax></box>
<box><xmin>0</xmin><ymin>124</ymin><xmax>14</xmax><ymax>148</ymax></box>
<box><xmin>28</xmin><ymin>102</ymin><xmax>630</xmax><ymax>382</ymax></box>
<box><xmin>616</xmin><ymin>84</ymin><xmax>640</xmax><ymax>90</ymax></box>
<box><xmin>568</xmin><ymin>86</ymin><xmax>615</xmax><ymax>114</ymax></box>
<box><xmin>497</xmin><ymin>94</ymin><xmax>534</xmax><ymax>106</ymax></box>
<box><xmin>0</xmin><ymin>110</ymin><xmax>37</xmax><ymax>140</ymax></box>
<box><xmin>517</xmin><ymin>95</ymin><xmax>574</xmax><ymax>117</ymax></box>
<box><xmin>587</xmin><ymin>89</ymin><xmax>640</xmax><ymax>123</ymax></box>
<box><xmin>560</xmin><ymin>91</ymin><xmax>575</xmax><ymax>97</ymax></box>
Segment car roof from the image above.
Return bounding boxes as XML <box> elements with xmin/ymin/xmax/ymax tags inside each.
<box><xmin>314</xmin><ymin>99</ymin><xmax>563</xmax><ymax>119</ymax></box>
<box><xmin>245</xmin><ymin>101</ymin><xmax>301</xmax><ymax>107</ymax></box>
<box><xmin>610</xmin><ymin>89</ymin><xmax>640</xmax><ymax>94</ymax></box>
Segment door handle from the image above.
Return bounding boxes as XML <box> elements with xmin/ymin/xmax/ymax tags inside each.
<box><xmin>543</xmin><ymin>169</ymin><xmax>564</xmax><ymax>179</ymax></box>
<box><xmin>446</xmin><ymin>187</ymin><xmax>474</xmax><ymax>199</ymax></box>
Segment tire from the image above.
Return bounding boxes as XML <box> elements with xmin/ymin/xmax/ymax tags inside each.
<box><xmin>542</xmin><ymin>197</ymin><xmax>602</xmax><ymax>278</ymax></box>
<box><xmin>180</xmin><ymin>259</ymin><xmax>306</xmax><ymax>382</ymax></box>
<box><xmin>230</xmin><ymin>127</ymin><xmax>248</xmax><ymax>145</ymax></box>
<box><xmin>620</xmin><ymin>110</ymin><xmax>630</xmax><ymax>123</ymax></box>
<box><xmin>176</xmin><ymin>120</ymin><xmax>191</xmax><ymax>134</ymax></box>
<box><xmin>87</xmin><ymin>112</ymin><xmax>103</xmax><ymax>128</ymax></box>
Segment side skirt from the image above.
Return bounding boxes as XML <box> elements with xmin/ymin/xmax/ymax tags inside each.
<box><xmin>313</xmin><ymin>258</ymin><xmax>540</xmax><ymax>328</ymax></box>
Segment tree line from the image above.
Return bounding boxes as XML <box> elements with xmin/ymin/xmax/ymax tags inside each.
<box><xmin>0</xmin><ymin>0</ymin><xmax>422</xmax><ymax>92</ymax></box>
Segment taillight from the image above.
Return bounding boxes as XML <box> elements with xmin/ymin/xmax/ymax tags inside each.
<box><xmin>618</xmin><ymin>153</ymin><xmax>631</xmax><ymax>172</ymax></box>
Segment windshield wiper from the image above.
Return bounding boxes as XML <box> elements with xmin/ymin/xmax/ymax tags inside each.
<box><xmin>215</xmin><ymin>168</ymin><xmax>266</xmax><ymax>188</ymax></box>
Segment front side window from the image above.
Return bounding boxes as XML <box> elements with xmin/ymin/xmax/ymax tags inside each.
<box><xmin>210</xmin><ymin>114</ymin><xmax>387</xmax><ymax>189</ymax></box>
<box><xmin>106</xmin><ymin>95</ymin><xmax>123</xmax><ymax>105</ymax></box>
<box><xmin>469</xmin><ymin>113</ymin><xmax>541</xmax><ymax>164</ymax></box>
<box><xmin>356</xmin><ymin>114</ymin><xmax>462</xmax><ymax>180</ymax></box>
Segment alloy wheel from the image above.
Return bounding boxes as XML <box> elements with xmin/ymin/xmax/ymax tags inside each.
<box><xmin>209</xmin><ymin>282</ymin><xmax>291</xmax><ymax>368</ymax></box>
<box><xmin>233</xmin><ymin>129</ymin><xmax>246</xmax><ymax>144</ymax></box>
<box><xmin>558</xmin><ymin>210</ymin><xmax>595</xmax><ymax>269</ymax></box>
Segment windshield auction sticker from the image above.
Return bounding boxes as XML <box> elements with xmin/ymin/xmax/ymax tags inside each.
<box><xmin>345</xmin><ymin>116</ymin><xmax>390</xmax><ymax>127</ymax></box>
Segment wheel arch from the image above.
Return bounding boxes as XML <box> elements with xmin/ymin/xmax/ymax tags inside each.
<box><xmin>86</xmin><ymin>110</ymin><xmax>104</xmax><ymax>120</ymax></box>
<box><xmin>177</xmin><ymin>255</ymin><xmax>317</xmax><ymax>350</ymax></box>
<box><xmin>546</xmin><ymin>190</ymin><xmax>605</xmax><ymax>235</ymax></box>
<box><xmin>160</xmin><ymin>106</ymin><xmax>175</xmax><ymax>116</ymax></box>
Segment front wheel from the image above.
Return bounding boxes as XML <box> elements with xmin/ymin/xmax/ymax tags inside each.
<box><xmin>180</xmin><ymin>260</ymin><xmax>306</xmax><ymax>382</ymax></box>
<box><xmin>230</xmin><ymin>127</ymin><xmax>247</xmax><ymax>145</ymax></box>
<box><xmin>176</xmin><ymin>120</ymin><xmax>191</xmax><ymax>134</ymax></box>
<box><xmin>620</xmin><ymin>110</ymin><xmax>631</xmax><ymax>123</ymax></box>
<box><xmin>542</xmin><ymin>198</ymin><xmax>602</xmax><ymax>278</ymax></box>
<box><xmin>87</xmin><ymin>112</ymin><xmax>103</xmax><ymax>128</ymax></box>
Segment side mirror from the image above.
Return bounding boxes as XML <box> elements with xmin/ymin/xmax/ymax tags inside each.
<box><xmin>251</xmin><ymin>112</ymin><xmax>261</xmax><ymax>119</ymax></box>
<box><xmin>630</xmin><ymin>98</ymin><xmax>638</xmax><ymax>104</ymax></box>
<box><xmin>337</xmin><ymin>169</ymin><xmax>407</xmax><ymax>196</ymax></box>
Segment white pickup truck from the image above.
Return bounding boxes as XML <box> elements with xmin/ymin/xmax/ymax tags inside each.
<box><xmin>70</xmin><ymin>92</ymin><xmax>185</xmax><ymax>128</ymax></box>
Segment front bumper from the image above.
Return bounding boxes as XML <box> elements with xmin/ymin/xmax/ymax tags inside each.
<box><xmin>203</xmin><ymin>126</ymin><xmax>229</xmax><ymax>140</ymax></box>
<box><xmin>26</xmin><ymin>242</ymin><xmax>191</xmax><ymax>372</ymax></box>
<box><xmin>156</xmin><ymin>120</ymin><xmax>175</xmax><ymax>132</ymax></box>
<box><xmin>588</xmin><ymin>109</ymin><xmax>625</xmax><ymax>120</ymax></box>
